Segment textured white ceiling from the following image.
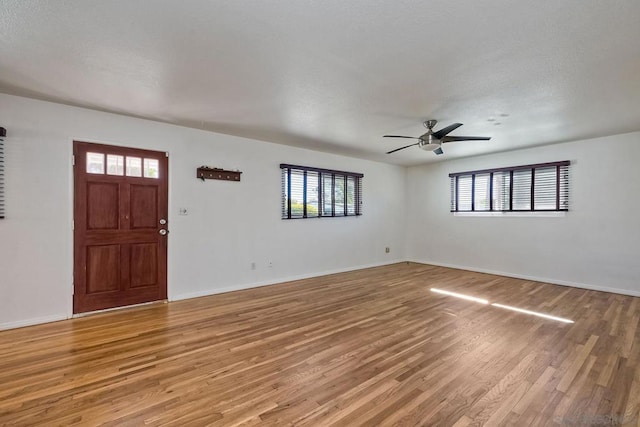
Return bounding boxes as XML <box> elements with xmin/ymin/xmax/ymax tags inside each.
<box><xmin>1</xmin><ymin>0</ymin><xmax>639</xmax><ymax>165</ymax></box>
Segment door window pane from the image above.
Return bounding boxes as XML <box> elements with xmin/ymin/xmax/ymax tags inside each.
<box><xmin>126</xmin><ymin>157</ymin><xmax>142</xmax><ymax>177</ymax></box>
<box><xmin>144</xmin><ymin>158</ymin><xmax>159</xmax><ymax>178</ymax></box>
<box><xmin>106</xmin><ymin>154</ymin><xmax>124</xmax><ymax>176</ymax></box>
<box><xmin>86</xmin><ymin>152</ymin><xmax>104</xmax><ymax>174</ymax></box>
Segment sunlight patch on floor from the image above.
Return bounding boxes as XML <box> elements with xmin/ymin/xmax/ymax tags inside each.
<box><xmin>430</xmin><ymin>288</ymin><xmax>574</xmax><ymax>323</ymax></box>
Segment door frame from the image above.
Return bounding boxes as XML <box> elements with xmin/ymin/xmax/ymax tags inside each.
<box><xmin>71</xmin><ymin>139</ymin><xmax>169</xmax><ymax>315</ymax></box>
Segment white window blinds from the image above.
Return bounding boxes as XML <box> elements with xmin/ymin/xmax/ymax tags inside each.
<box><xmin>450</xmin><ymin>161</ymin><xmax>569</xmax><ymax>212</ymax></box>
<box><xmin>280</xmin><ymin>164</ymin><xmax>363</xmax><ymax>219</ymax></box>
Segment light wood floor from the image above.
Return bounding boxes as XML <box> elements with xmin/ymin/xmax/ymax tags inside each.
<box><xmin>1</xmin><ymin>263</ymin><xmax>639</xmax><ymax>426</ymax></box>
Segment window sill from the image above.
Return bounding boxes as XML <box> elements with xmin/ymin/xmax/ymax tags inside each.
<box><xmin>453</xmin><ymin>211</ymin><xmax>567</xmax><ymax>218</ymax></box>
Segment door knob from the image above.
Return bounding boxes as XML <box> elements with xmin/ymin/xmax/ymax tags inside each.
<box><xmin>159</xmin><ymin>229</ymin><xmax>168</xmax><ymax>236</ymax></box>
<box><xmin>159</xmin><ymin>218</ymin><xmax>167</xmax><ymax>225</ymax></box>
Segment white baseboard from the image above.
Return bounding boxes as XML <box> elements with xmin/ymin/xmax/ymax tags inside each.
<box><xmin>0</xmin><ymin>314</ymin><xmax>69</xmax><ymax>331</ymax></box>
<box><xmin>407</xmin><ymin>258</ymin><xmax>640</xmax><ymax>298</ymax></box>
<box><xmin>170</xmin><ymin>259</ymin><xmax>404</xmax><ymax>302</ymax></box>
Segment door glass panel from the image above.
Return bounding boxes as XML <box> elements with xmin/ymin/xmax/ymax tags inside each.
<box><xmin>86</xmin><ymin>152</ymin><xmax>105</xmax><ymax>174</ymax></box>
<box><xmin>144</xmin><ymin>158</ymin><xmax>160</xmax><ymax>178</ymax></box>
<box><xmin>106</xmin><ymin>154</ymin><xmax>124</xmax><ymax>176</ymax></box>
<box><xmin>126</xmin><ymin>157</ymin><xmax>142</xmax><ymax>177</ymax></box>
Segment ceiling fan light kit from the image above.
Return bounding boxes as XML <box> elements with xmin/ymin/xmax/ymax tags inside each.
<box><xmin>421</xmin><ymin>142</ymin><xmax>441</xmax><ymax>152</ymax></box>
<box><xmin>383</xmin><ymin>120</ymin><xmax>491</xmax><ymax>155</ymax></box>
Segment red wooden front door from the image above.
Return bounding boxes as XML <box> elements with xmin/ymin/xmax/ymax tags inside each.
<box><xmin>73</xmin><ymin>141</ymin><xmax>168</xmax><ymax>314</ymax></box>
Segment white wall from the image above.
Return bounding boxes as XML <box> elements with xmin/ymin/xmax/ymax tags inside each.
<box><xmin>0</xmin><ymin>94</ymin><xmax>406</xmax><ymax>329</ymax></box>
<box><xmin>406</xmin><ymin>131</ymin><xmax>640</xmax><ymax>296</ymax></box>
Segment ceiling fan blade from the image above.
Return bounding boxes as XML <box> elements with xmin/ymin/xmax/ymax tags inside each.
<box><xmin>433</xmin><ymin>147</ymin><xmax>444</xmax><ymax>155</ymax></box>
<box><xmin>386</xmin><ymin>143</ymin><xmax>419</xmax><ymax>154</ymax></box>
<box><xmin>383</xmin><ymin>135</ymin><xmax>420</xmax><ymax>139</ymax></box>
<box><xmin>432</xmin><ymin>123</ymin><xmax>463</xmax><ymax>139</ymax></box>
<box><xmin>442</xmin><ymin>136</ymin><xmax>491</xmax><ymax>142</ymax></box>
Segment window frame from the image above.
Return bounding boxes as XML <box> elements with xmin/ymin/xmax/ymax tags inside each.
<box><xmin>280</xmin><ymin>164</ymin><xmax>363</xmax><ymax>219</ymax></box>
<box><xmin>0</xmin><ymin>131</ymin><xmax>4</xmax><ymax>219</ymax></box>
<box><xmin>449</xmin><ymin>160</ymin><xmax>570</xmax><ymax>213</ymax></box>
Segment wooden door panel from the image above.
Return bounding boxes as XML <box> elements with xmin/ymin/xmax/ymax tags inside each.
<box><xmin>74</xmin><ymin>141</ymin><xmax>168</xmax><ymax>314</ymax></box>
<box><xmin>130</xmin><ymin>243</ymin><xmax>158</xmax><ymax>287</ymax></box>
<box><xmin>87</xmin><ymin>182</ymin><xmax>120</xmax><ymax>230</ymax></box>
<box><xmin>84</xmin><ymin>230</ymin><xmax>159</xmax><ymax>245</ymax></box>
<box><xmin>86</xmin><ymin>245</ymin><xmax>121</xmax><ymax>293</ymax></box>
<box><xmin>130</xmin><ymin>184</ymin><xmax>158</xmax><ymax>229</ymax></box>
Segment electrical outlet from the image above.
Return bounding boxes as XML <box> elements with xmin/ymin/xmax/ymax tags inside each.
<box><xmin>251</xmin><ymin>262</ymin><xmax>256</xmax><ymax>270</ymax></box>
<box><xmin>268</xmin><ymin>261</ymin><xmax>273</xmax><ymax>268</ymax></box>
<box><xmin>385</xmin><ymin>247</ymin><xmax>390</xmax><ymax>253</ymax></box>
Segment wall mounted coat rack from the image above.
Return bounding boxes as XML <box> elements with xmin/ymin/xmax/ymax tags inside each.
<box><xmin>197</xmin><ymin>166</ymin><xmax>242</xmax><ymax>182</ymax></box>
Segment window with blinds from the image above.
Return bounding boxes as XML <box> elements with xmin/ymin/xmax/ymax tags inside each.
<box><xmin>450</xmin><ymin>161</ymin><xmax>569</xmax><ymax>212</ymax></box>
<box><xmin>0</xmin><ymin>128</ymin><xmax>4</xmax><ymax>219</ymax></box>
<box><xmin>280</xmin><ymin>164</ymin><xmax>363</xmax><ymax>219</ymax></box>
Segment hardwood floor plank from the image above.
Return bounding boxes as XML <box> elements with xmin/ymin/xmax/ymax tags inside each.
<box><xmin>512</xmin><ymin>366</ymin><xmax>556</xmax><ymax>415</ymax></box>
<box><xmin>556</xmin><ymin>334</ymin><xmax>599</xmax><ymax>393</ymax></box>
<box><xmin>481</xmin><ymin>380</ymin><xmax>529</xmax><ymax>427</ymax></box>
<box><xmin>451</xmin><ymin>415</ymin><xmax>473</xmax><ymax>427</ymax></box>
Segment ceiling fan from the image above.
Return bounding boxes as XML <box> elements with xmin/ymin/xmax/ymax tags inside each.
<box><xmin>384</xmin><ymin>120</ymin><xmax>491</xmax><ymax>155</ymax></box>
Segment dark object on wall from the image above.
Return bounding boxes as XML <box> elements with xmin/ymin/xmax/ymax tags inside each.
<box><xmin>197</xmin><ymin>166</ymin><xmax>242</xmax><ymax>182</ymax></box>
<box><xmin>0</xmin><ymin>127</ymin><xmax>5</xmax><ymax>218</ymax></box>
